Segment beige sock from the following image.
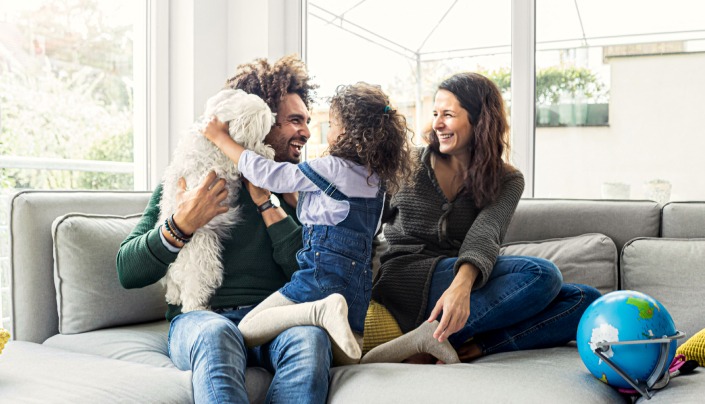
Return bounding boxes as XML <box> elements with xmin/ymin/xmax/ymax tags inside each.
<box><xmin>360</xmin><ymin>320</ymin><xmax>460</xmax><ymax>364</ymax></box>
<box><xmin>238</xmin><ymin>293</ymin><xmax>361</xmax><ymax>365</ymax></box>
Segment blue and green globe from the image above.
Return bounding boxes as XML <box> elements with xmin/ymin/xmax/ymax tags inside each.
<box><xmin>577</xmin><ymin>290</ymin><xmax>678</xmax><ymax>389</ymax></box>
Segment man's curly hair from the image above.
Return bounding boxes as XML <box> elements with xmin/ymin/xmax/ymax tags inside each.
<box><xmin>328</xmin><ymin>83</ymin><xmax>414</xmax><ymax>195</ymax></box>
<box><xmin>224</xmin><ymin>54</ymin><xmax>317</xmax><ymax>113</ymax></box>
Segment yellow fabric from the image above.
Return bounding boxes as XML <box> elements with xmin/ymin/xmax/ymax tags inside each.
<box><xmin>362</xmin><ymin>300</ymin><xmax>403</xmax><ymax>355</ymax></box>
<box><xmin>0</xmin><ymin>328</ymin><xmax>9</xmax><ymax>354</ymax></box>
<box><xmin>677</xmin><ymin>327</ymin><xmax>705</xmax><ymax>367</ymax></box>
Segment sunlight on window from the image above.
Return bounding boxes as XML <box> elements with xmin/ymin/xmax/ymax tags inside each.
<box><xmin>0</xmin><ymin>0</ymin><xmax>145</xmax><ymax>332</ymax></box>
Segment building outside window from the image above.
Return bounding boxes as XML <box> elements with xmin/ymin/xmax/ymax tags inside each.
<box><xmin>535</xmin><ymin>0</ymin><xmax>705</xmax><ymax>202</ymax></box>
<box><xmin>305</xmin><ymin>0</ymin><xmax>705</xmax><ymax>204</ymax></box>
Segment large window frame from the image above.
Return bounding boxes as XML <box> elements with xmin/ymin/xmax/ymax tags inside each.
<box><xmin>299</xmin><ymin>0</ymin><xmax>538</xmax><ymax>197</ymax></box>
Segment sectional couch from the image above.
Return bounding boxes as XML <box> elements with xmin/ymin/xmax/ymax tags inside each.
<box><xmin>1</xmin><ymin>190</ymin><xmax>704</xmax><ymax>403</ymax></box>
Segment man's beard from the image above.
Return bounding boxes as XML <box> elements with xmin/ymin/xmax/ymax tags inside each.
<box><xmin>266</xmin><ymin>133</ymin><xmax>303</xmax><ymax>164</ymax></box>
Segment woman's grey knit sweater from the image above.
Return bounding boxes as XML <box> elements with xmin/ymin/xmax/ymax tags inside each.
<box><xmin>371</xmin><ymin>146</ymin><xmax>525</xmax><ymax>333</ymax></box>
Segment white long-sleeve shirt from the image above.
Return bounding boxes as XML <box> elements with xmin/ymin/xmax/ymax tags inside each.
<box><xmin>239</xmin><ymin>150</ymin><xmax>383</xmax><ymax>229</ymax></box>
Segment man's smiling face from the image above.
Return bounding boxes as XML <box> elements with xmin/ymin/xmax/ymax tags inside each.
<box><xmin>264</xmin><ymin>93</ymin><xmax>311</xmax><ymax>163</ymax></box>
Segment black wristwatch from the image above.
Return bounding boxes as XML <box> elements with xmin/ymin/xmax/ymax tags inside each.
<box><xmin>257</xmin><ymin>193</ymin><xmax>281</xmax><ymax>213</ymax></box>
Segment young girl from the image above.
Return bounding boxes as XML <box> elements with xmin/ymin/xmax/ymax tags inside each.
<box><xmin>203</xmin><ymin>82</ymin><xmax>413</xmax><ymax>364</ymax></box>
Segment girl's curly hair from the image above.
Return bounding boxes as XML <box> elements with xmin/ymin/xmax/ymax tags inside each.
<box><xmin>328</xmin><ymin>83</ymin><xmax>414</xmax><ymax>195</ymax></box>
<box><xmin>425</xmin><ymin>72</ymin><xmax>512</xmax><ymax>208</ymax></box>
<box><xmin>224</xmin><ymin>54</ymin><xmax>317</xmax><ymax>113</ymax></box>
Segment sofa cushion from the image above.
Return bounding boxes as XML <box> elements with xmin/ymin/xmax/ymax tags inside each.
<box><xmin>661</xmin><ymin>202</ymin><xmax>705</xmax><ymax>238</ymax></box>
<box><xmin>500</xmin><ymin>233</ymin><xmax>618</xmax><ymax>295</ymax></box>
<box><xmin>43</xmin><ymin>320</ymin><xmax>173</xmax><ymax>368</ymax></box>
<box><xmin>41</xmin><ymin>320</ymin><xmax>274</xmax><ymax>403</ymax></box>
<box><xmin>0</xmin><ymin>341</ymin><xmax>192</xmax><ymax>402</ymax></box>
<box><xmin>329</xmin><ymin>347</ymin><xmax>626</xmax><ymax>403</ymax></box>
<box><xmin>52</xmin><ymin>213</ymin><xmax>167</xmax><ymax>334</ymax></box>
<box><xmin>506</xmin><ymin>199</ymin><xmax>660</xmax><ymax>252</ymax></box>
<box><xmin>620</xmin><ymin>238</ymin><xmax>705</xmax><ymax>341</ymax></box>
<box><xmin>10</xmin><ymin>190</ymin><xmax>152</xmax><ymax>343</ymax></box>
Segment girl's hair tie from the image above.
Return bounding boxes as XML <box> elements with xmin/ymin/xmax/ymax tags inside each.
<box><xmin>384</xmin><ymin>105</ymin><xmax>392</xmax><ymax>114</ymax></box>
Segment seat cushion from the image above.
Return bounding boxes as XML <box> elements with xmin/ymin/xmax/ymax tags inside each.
<box><xmin>501</xmin><ymin>233</ymin><xmax>618</xmax><ymax>294</ymax></box>
<box><xmin>329</xmin><ymin>347</ymin><xmax>627</xmax><ymax>403</ymax></box>
<box><xmin>42</xmin><ymin>321</ymin><xmax>274</xmax><ymax>403</ymax></box>
<box><xmin>0</xmin><ymin>341</ymin><xmax>192</xmax><ymax>402</ymax></box>
<box><xmin>43</xmin><ymin>320</ymin><xmax>174</xmax><ymax>368</ymax></box>
<box><xmin>621</xmin><ymin>238</ymin><xmax>705</xmax><ymax>341</ymax></box>
<box><xmin>52</xmin><ymin>213</ymin><xmax>167</xmax><ymax>334</ymax></box>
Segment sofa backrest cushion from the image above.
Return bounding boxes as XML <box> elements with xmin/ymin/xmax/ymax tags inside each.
<box><xmin>620</xmin><ymin>238</ymin><xmax>705</xmax><ymax>342</ymax></box>
<box><xmin>506</xmin><ymin>199</ymin><xmax>660</xmax><ymax>252</ymax></box>
<box><xmin>52</xmin><ymin>213</ymin><xmax>167</xmax><ymax>334</ymax></box>
<box><xmin>500</xmin><ymin>233</ymin><xmax>618</xmax><ymax>295</ymax></box>
<box><xmin>10</xmin><ymin>190</ymin><xmax>152</xmax><ymax>343</ymax></box>
<box><xmin>661</xmin><ymin>202</ymin><xmax>705</xmax><ymax>238</ymax></box>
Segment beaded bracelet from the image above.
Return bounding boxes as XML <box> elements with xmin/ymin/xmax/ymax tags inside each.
<box><xmin>168</xmin><ymin>214</ymin><xmax>192</xmax><ymax>241</ymax></box>
<box><xmin>164</xmin><ymin>217</ymin><xmax>190</xmax><ymax>244</ymax></box>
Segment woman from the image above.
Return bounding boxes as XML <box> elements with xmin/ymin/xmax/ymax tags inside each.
<box><xmin>362</xmin><ymin>72</ymin><xmax>601</xmax><ymax>364</ymax></box>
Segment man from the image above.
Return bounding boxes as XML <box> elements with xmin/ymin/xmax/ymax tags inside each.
<box><xmin>117</xmin><ymin>55</ymin><xmax>331</xmax><ymax>403</ymax></box>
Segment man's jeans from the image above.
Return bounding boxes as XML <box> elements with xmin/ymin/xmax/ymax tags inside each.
<box><xmin>425</xmin><ymin>256</ymin><xmax>601</xmax><ymax>354</ymax></box>
<box><xmin>169</xmin><ymin>308</ymin><xmax>332</xmax><ymax>404</ymax></box>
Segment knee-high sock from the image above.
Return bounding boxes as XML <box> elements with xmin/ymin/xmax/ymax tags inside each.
<box><xmin>239</xmin><ymin>292</ymin><xmax>361</xmax><ymax>365</ymax></box>
<box><xmin>360</xmin><ymin>320</ymin><xmax>460</xmax><ymax>364</ymax></box>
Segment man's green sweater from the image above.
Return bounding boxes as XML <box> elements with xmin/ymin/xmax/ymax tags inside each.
<box><xmin>116</xmin><ymin>184</ymin><xmax>302</xmax><ymax>321</ymax></box>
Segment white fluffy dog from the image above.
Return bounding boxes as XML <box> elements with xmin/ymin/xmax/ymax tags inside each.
<box><xmin>158</xmin><ymin>89</ymin><xmax>275</xmax><ymax>312</ymax></box>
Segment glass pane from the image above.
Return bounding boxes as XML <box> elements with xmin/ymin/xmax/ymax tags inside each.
<box><xmin>535</xmin><ymin>0</ymin><xmax>705</xmax><ymax>202</ymax></box>
<box><xmin>0</xmin><ymin>0</ymin><xmax>143</xmax><ymax>191</ymax></box>
<box><xmin>0</xmin><ymin>0</ymin><xmax>145</xmax><ymax>336</ymax></box>
<box><xmin>306</xmin><ymin>0</ymin><xmax>511</xmax><ymax>158</ymax></box>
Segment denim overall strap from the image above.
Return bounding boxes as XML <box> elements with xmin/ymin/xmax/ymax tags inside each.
<box><xmin>298</xmin><ymin>162</ymin><xmax>348</xmax><ymax>201</ymax></box>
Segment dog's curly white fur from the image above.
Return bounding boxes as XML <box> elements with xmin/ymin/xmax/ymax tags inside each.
<box><xmin>158</xmin><ymin>89</ymin><xmax>275</xmax><ymax>312</ymax></box>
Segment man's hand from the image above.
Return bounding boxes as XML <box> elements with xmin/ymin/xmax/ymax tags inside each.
<box><xmin>172</xmin><ymin>171</ymin><xmax>229</xmax><ymax>236</ymax></box>
<box><xmin>426</xmin><ymin>263</ymin><xmax>479</xmax><ymax>342</ymax></box>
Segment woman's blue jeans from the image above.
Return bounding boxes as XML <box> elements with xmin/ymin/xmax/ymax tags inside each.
<box><xmin>169</xmin><ymin>308</ymin><xmax>332</xmax><ymax>404</ymax></box>
<box><xmin>425</xmin><ymin>256</ymin><xmax>601</xmax><ymax>355</ymax></box>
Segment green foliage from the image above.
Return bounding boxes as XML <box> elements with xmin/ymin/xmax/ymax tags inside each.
<box><xmin>482</xmin><ymin>66</ymin><xmax>607</xmax><ymax>106</ymax></box>
<box><xmin>536</xmin><ymin>66</ymin><xmax>605</xmax><ymax>105</ymax></box>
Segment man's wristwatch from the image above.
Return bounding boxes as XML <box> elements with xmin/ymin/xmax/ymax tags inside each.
<box><xmin>257</xmin><ymin>193</ymin><xmax>281</xmax><ymax>213</ymax></box>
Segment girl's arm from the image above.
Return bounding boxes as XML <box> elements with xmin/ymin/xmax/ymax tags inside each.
<box><xmin>203</xmin><ymin>117</ymin><xmax>245</xmax><ymax>164</ymax></box>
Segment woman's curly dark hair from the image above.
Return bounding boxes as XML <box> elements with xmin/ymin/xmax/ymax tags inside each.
<box><xmin>425</xmin><ymin>72</ymin><xmax>512</xmax><ymax>208</ymax></box>
<box><xmin>328</xmin><ymin>83</ymin><xmax>414</xmax><ymax>195</ymax></box>
<box><xmin>224</xmin><ymin>54</ymin><xmax>317</xmax><ymax>113</ymax></box>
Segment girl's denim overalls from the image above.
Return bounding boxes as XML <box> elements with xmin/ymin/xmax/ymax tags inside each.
<box><xmin>279</xmin><ymin>162</ymin><xmax>384</xmax><ymax>334</ymax></box>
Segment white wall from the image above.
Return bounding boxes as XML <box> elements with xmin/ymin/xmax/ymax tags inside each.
<box><xmin>157</xmin><ymin>0</ymin><xmax>302</xmax><ymax>184</ymax></box>
<box><xmin>535</xmin><ymin>52</ymin><xmax>705</xmax><ymax>201</ymax></box>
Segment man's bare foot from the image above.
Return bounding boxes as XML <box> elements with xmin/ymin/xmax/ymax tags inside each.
<box><xmin>456</xmin><ymin>340</ymin><xmax>483</xmax><ymax>362</ymax></box>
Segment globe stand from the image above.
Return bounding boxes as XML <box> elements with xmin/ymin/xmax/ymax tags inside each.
<box><xmin>593</xmin><ymin>331</ymin><xmax>685</xmax><ymax>400</ymax></box>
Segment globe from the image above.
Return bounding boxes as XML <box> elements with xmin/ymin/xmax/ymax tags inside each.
<box><xmin>577</xmin><ymin>290</ymin><xmax>678</xmax><ymax>390</ymax></box>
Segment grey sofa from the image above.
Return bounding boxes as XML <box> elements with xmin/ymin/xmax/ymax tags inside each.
<box><xmin>2</xmin><ymin>190</ymin><xmax>704</xmax><ymax>403</ymax></box>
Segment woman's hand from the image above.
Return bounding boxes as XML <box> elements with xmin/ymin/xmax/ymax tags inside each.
<box><xmin>202</xmin><ymin>116</ymin><xmax>230</xmax><ymax>148</ymax></box>
<box><xmin>172</xmin><ymin>171</ymin><xmax>229</xmax><ymax>236</ymax></box>
<box><xmin>427</xmin><ymin>263</ymin><xmax>480</xmax><ymax>342</ymax></box>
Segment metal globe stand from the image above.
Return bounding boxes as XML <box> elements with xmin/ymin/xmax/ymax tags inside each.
<box><xmin>592</xmin><ymin>331</ymin><xmax>685</xmax><ymax>399</ymax></box>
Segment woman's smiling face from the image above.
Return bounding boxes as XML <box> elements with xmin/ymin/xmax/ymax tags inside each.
<box><xmin>432</xmin><ymin>89</ymin><xmax>472</xmax><ymax>159</ymax></box>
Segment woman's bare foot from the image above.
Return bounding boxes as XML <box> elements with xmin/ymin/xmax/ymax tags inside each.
<box><xmin>456</xmin><ymin>340</ymin><xmax>483</xmax><ymax>362</ymax></box>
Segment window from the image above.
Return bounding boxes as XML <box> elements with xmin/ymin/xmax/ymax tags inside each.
<box><xmin>0</xmin><ymin>0</ymin><xmax>147</xmax><ymax>332</ymax></box>
<box><xmin>535</xmin><ymin>0</ymin><xmax>705</xmax><ymax>202</ymax></box>
<box><xmin>305</xmin><ymin>0</ymin><xmax>512</xmax><ymax>158</ymax></box>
